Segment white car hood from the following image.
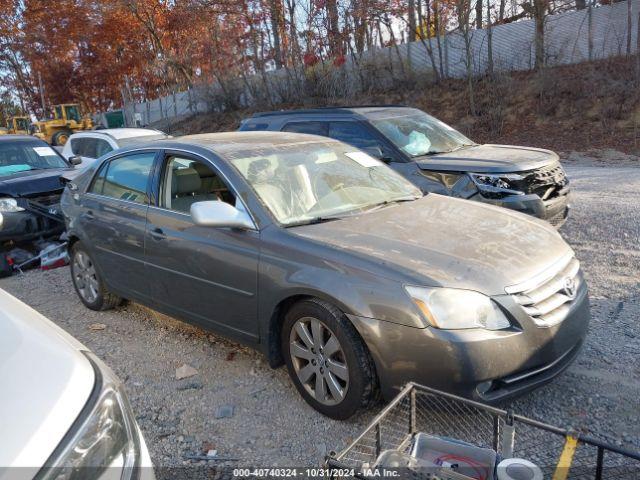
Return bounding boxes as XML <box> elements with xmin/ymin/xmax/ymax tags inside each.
<box><xmin>0</xmin><ymin>289</ymin><xmax>94</xmax><ymax>471</ymax></box>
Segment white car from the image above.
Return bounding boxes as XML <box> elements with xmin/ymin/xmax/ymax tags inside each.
<box><xmin>0</xmin><ymin>289</ymin><xmax>154</xmax><ymax>479</ymax></box>
<box><xmin>62</xmin><ymin>128</ymin><xmax>168</xmax><ymax>170</ymax></box>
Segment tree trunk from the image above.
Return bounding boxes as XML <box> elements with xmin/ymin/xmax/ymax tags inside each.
<box><xmin>268</xmin><ymin>0</ymin><xmax>284</xmax><ymax>68</ymax></box>
<box><xmin>533</xmin><ymin>0</ymin><xmax>548</xmax><ymax>70</ymax></box>
<box><xmin>476</xmin><ymin>0</ymin><xmax>483</xmax><ymax>29</ymax></box>
<box><xmin>627</xmin><ymin>0</ymin><xmax>632</xmax><ymax>56</ymax></box>
<box><xmin>487</xmin><ymin>0</ymin><xmax>493</xmax><ymax>77</ymax></box>
<box><xmin>408</xmin><ymin>0</ymin><xmax>417</xmax><ymax>41</ymax></box>
<box><xmin>499</xmin><ymin>0</ymin><xmax>506</xmax><ymax>20</ymax></box>
<box><xmin>326</xmin><ymin>0</ymin><xmax>341</xmax><ymax>56</ymax></box>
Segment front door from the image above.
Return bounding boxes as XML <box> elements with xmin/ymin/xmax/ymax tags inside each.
<box><xmin>78</xmin><ymin>150</ymin><xmax>158</xmax><ymax>300</ymax></box>
<box><xmin>144</xmin><ymin>151</ymin><xmax>260</xmax><ymax>342</ymax></box>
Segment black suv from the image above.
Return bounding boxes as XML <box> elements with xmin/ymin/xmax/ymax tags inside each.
<box><xmin>239</xmin><ymin>106</ymin><xmax>570</xmax><ymax>227</ymax></box>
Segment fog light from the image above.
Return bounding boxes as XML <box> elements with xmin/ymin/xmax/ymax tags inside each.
<box><xmin>476</xmin><ymin>380</ymin><xmax>495</xmax><ymax>396</ymax></box>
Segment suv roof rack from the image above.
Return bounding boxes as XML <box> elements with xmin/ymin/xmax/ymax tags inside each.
<box><xmin>251</xmin><ymin>104</ymin><xmax>409</xmax><ymax>118</ymax></box>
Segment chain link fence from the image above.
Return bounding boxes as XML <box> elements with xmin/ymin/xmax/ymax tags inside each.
<box><xmin>124</xmin><ymin>0</ymin><xmax>639</xmax><ymax>128</ymax></box>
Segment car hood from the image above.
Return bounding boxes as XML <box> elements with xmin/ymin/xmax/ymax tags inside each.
<box><xmin>291</xmin><ymin>194</ymin><xmax>572</xmax><ymax>295</ymax></box>
<box><xmin>0</xmin><ymin>289</ymin><xmax>94</xmax><ymax>469</ymax></box>
<box><xmin>415</xmin><ymin>144</ymin><xmax>560</xmax><ymax>173</ymax></box>
<box><xmin>0</xmin><ymin>168</ymin><xmax>72</xmax><ymax>197</ymax></box>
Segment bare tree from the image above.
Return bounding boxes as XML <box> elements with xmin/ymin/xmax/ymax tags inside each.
<box><xmin>455</xmin><ymin>0</ymin><xmax>476</xmax><ymax>114</ymax></box>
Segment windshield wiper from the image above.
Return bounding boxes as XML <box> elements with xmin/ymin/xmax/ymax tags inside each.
<box><xmin>361</xmin><ymin>196</ymin><xmax>422</xmax><ymax>213</ymax></box>
<box><xmin>285</xmin><ymin>216</ymin><xmax>344</xmax><ymax>227</ymax></box>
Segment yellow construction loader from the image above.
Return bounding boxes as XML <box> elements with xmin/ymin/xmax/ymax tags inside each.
<box><xmin>32</xmin><ymin>104</ymin><xmax>93</xmax><ymax>145</ymax></box>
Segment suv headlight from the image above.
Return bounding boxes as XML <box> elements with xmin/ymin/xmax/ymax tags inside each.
<box><xmin>469</xmin><ymin>173</ymin><xmax>525</xmax><ymax>197</ymax></box>
<box><xmin>0</xmin><ymin>198</ymin><xmax>25</xmax><ymax>213</ymax></box>
<box><xmin>38</xmin><ymin>352</ymin><xmax>141</xmax><ymax>480</ymax></box>
<box><xmin>405</xmin><ymin>286</ymin><xmax>511</xmax><ymax>330</ymax></box>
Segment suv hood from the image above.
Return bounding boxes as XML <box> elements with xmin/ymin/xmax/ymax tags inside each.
<box><xmin>292</xmin><ymin>194</ymin><xmax>572</xmax><ymax>295</ymax></box>
<box><xmin>0</xmin><ymin>168</ymin><xmax>71</xmax><ymax>197</ymax></box>
<box><xmin>0</xmin><ymin>289</ymin><xmax>94</xmax><ymax>468</ymax></box>
<box><xmin>416</xmin><ymin>144</ymin><xmax>560</xmax><ymax>173</ymax></box>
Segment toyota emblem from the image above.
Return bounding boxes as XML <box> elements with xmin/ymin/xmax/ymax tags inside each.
<box><xmin>563</xmin><ymin>276</ymin><xmax>577</xmax><ymax>299</ymax></box>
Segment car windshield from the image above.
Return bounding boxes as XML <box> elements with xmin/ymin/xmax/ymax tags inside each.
<box><xmin>226</xmin><ymin>140</ymin><xmax>422</xmax><ymax>226</ymax></box>
<box><xmin>0</xmin><ymin>141</ymin><xmax>68</xmax><ymax>177</ymax></box>
<box><xmin>117</xmin><ymin>134</ymin><xmax>169</xmax><ymax>147</ymax></box>
<box><xmin>369</xmin><ymin>111</ymin><xmax>475</xmax><ymax>157</ymax></box>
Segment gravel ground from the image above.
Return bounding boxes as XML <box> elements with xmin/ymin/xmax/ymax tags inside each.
<box><xmin>1</xmin><ymin>154</ymin><xmax>639</xmax><ymax>474</ymax></box>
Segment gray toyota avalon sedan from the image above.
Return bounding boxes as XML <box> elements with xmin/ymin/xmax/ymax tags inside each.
<box><xmin>61</xmin><ymin>132</ymin><xmax>589</xmax><ymax>419</ymax></box>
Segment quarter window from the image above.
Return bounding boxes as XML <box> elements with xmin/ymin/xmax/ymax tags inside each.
<box><xmin>89</xmin><ymin>152</ymin><xmax>156</xmax><ymax>204</ymax></box>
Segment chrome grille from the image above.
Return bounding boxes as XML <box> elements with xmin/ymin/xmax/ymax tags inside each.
<box><xmin>507</xmin><ymin>256</ymin><xmax>581</xmax><ymax>328</ymax></box>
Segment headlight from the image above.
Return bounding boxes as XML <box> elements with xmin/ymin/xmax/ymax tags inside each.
<box><xmin>405</xmin><ymin>286</ymin><xmax>511</xmax><ymax>330</ymax></box>
<box><xmin>38</xmin><ymin>352</ymin><xmax>141</xmax><ymax>480</ymax></box>
<box><xmin>469</xmin><ymin>173</ymin><xmax>525</xmax><ymax>197</ymax></box>
<box><xmin>0</xmin><ymin>198</ymin><xmax>24</xmax><ymax>213</ymax></box>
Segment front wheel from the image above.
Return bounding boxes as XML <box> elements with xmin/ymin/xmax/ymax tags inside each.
<box><xmin>52</xmin><ymin>129</ymin><xmax>72</xmax><ymax>146</ymax></box>
<box><xmin>282</xmin><ymin>298</ymin><xmax>378</xmax><ymax>419</ymax></box>
<box><xmin>70</xmin><ymin>242</ymin><xmax>122</xmax><ymax>311</ymax></box>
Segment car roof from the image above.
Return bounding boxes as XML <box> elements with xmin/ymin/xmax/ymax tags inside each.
<box><xmin>0</xmin><ymin>135</ymin><xmax>46</xmax><ymax>144</ymax></box>
<box><xmin>249</xmin><ymin>105</ymin><xmax>415</xmax><ymax>119</ymax></box>
<box><xmin>145</xmin><ymin>131</ymin><xmax>341</xmax><ymax>155</ymax></box>
<box><xmin>71</xmin><ymin>128</ymin><xmax>165</xmax><ymax>141</ymax></box>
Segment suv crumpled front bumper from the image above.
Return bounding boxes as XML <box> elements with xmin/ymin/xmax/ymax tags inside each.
<box><xmin>348</xmin><ymin>280</ymin><xmax>589</xmax><ymax>403</ymax></box>
<box><xmin>471</xmin><ymin>187</ymin><xmax>570</xmax><ymax>228</ymax></box>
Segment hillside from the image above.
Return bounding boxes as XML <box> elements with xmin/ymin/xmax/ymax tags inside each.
<box><xmin>158</xmin><ymin>56</ymin><xmax>640</xmax><ymax>156</ymax></box>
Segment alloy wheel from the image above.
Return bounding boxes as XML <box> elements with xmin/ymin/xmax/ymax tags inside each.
<box><xmin>73</xmin><ymin>251</ymin><xmax>99</xmax><ymax>304</ymax></box>
<box><xmin>289</xmin><ymin>316</ymin><xmax>349</xmax><ymax>406</ymax></box>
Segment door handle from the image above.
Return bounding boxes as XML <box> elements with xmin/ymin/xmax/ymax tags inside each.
<box><xmin>82</xmin><ymin>210</ymin><xmax>95</xmax><ymax>220</ymax></box>
<box><xmin>149</xmin><ymin>227</ymin><xmax>166</xmax><ymax>240</ymax></box>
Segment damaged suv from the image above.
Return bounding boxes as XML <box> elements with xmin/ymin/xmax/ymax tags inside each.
<box><xmin>240</xmin><ymin>106</ymin><xmax>571</xmax><ymax>227</ymax></box>
<box><xmin>0</xmin><ymin>135</ymin><xmax>79</xmax><ymax>244</ymax></box>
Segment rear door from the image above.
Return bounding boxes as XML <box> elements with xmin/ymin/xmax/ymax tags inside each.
<box><xmin>144</xmin><ymin>150</ymin><xmax>260</xmax><ymax>342</ymax></box>
<box><xmin>78</xmin><ymin>150</ymin><xmax>159</xmax><ymax>301</ymax></box>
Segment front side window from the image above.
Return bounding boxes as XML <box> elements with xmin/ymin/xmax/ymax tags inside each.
<box><xmin>369</xmin><ymin>111</ymin><xmax>475</xmax><ymax>157</ymax></box>
<box><xmin>328</xmin><ymin>122</ymin><xmax>381</xmax><ymax>150</ymax></box>
<box><xmin>95</xmin><ymin>139</ymin><xmax>113</xmax><ymax>157</ymax></box>
<box><xmin>0</xmin><ymin>140</ymin><xmax>68</xmax><ymax>176</ymax></box>
<box><xmin>282</xmin><ymin>122</ymin><xmax>328</xmax><ymax>136</ymax></box>
<box><xmin>160</xmin><ymin>156</ymin><xmax>235</xmax><ymax>214</ymax></box>
<box><xmin>90</xmin><ymin>152</ymin><xmax>156</xmax><ymax>204</ymax></box>
<box><xmin>226</xmin><ymin>140</ymin><xmax>421</xmax><ymax>226</ymax></box>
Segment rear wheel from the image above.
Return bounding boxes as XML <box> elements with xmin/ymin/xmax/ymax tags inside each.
<box><xmin>52</xmin><ymin>129</ymin><xmax>72</xmax><ymax>146</ymax></box>
<box><xmin>70</xmin><ymin>242</ymin><xmax>122</xmax><ymax>311</ymax></box>
<box><xmin>282</xmin><ymin>298</ymin><xmax>378</xmax><ymax>419</ymax></box>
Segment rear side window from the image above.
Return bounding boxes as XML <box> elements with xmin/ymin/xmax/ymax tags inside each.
<box><xmin>88</xmin><ymin>152</ymin><xmax>156</xmax><ymax>204</ymax></box>
<box><xmin>282</xmin><ymin>121</ymin><xmax>328</xmax><ymax>136</ymax></box>
<box><xmin>71</xmin><ymin>137</ymin><xmax>112</xmax><ymax>158</ymax></box>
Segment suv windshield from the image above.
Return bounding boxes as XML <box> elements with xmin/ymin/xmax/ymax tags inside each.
<box><xmin>369</xmin><ymin>111</ymin><xmax>474</xmax><ymax>157</ymax></box>
<box><xmin>226</xmin><ymin>140</ymin><xmax>422</xmax><ymax>226</ymax></box>
<box><xmin>0</xmin><ymin>141</ymin><xmax>69</xmax><ymax>177</ymax></box>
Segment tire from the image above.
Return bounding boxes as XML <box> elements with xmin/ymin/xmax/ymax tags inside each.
<box><xmin>70</xmin><ymin>242</ymin><xmax>122</xmax><ymax>311</ymax></box>
<box><xmin>52</xmin><ymin>129</ymin><xmax>72</xmax><ymax>146</ymax></box>
<box><xmin>282</xmin><ymin>298</ymin><xmax>378</xmax><ymax>420</ymax></box>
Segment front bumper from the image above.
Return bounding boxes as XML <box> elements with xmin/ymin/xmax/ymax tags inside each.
<box><xmin>0</xmin><ymin>210</ymin><xmax>64</xmax><ymax>243</ymax></box>
<box><xmin>349</xmin><ymin>282</ymin><xmax>589</xmax><ymax>403</ymax></box>
<box><xmin>470</xmin><ymin>189</ymin><xmax>570</xmax><ymax>228</ymax></box>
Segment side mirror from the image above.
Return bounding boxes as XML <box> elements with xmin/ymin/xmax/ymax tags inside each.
<box><xmin>69</xmin><ymin>155</ymin><xmax>82</xmax><ymax>166</ymax></box>
<box><xmin>190</xmin><ymin>201</ymin><xmax>255</xmax><ymax>230</ymax></box>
